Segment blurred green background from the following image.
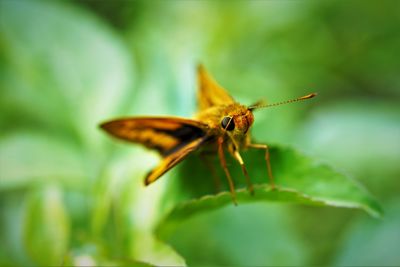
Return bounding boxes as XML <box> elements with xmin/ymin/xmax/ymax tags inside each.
<box><xmin>1</xmin><ymin>0</ymin><xmax>399</xmax><ymax>266</ymax></box>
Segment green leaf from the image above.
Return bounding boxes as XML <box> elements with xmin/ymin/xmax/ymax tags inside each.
<box><xmin>23</xmin><ymin>185</ymin><xmax>70</xmax><ymax>266</ymax></box>
<box><xmin>157</xmin><ymin>145</ymin><xmax>382</xmax><ymax>240</ymax></box>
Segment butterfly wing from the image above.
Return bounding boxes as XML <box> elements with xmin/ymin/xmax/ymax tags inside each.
<box><xmin>100</xmin><ymin>117</ymin><xmax>208</xmax><ymax>157</ymax></box>
<box><xmin>197</xmin><ymin>64</ymin><xmax>235</xmax><ymax>111</ymax></box>
<box><xmin>144</xmin><ymin>137</ymin><xmax>206</xmax><ymax>185</ymax></box>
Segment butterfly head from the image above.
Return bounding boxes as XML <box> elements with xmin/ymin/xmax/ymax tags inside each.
<box><xmin>220</xmin><ymin>104</ymin><xmax>254</xmax><ymax>136</ymax></box>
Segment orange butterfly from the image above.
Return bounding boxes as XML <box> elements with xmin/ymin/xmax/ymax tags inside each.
<box><xmin>100</xmin><ymin>65</ymin><xmax>316</xmax><ymax>204</ymax></box>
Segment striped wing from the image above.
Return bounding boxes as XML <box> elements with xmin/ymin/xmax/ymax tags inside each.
<box><xmin>100</xmin><ymin>117</ymin><xmax>208</xmax><ymax>157</ymax></box>
<box><xmin>144</xmin><ymin>137</ymin><xmax>206</xmax><ymax>185</ymax></box>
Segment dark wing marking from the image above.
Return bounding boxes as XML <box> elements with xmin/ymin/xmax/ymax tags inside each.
<box><xmin>144</xmin><ymin>137</ymin><xmax>207</xmax><ymax>185</ymax></box>
<box><xmin>100</xmin><ymin>117</ymin><xmax>208</xmax><ymax>157</ymax></box>
<box><xmin>197</xmin><ymin>64</ymin><xmax>235</xmax><ymax>111</ymax></box>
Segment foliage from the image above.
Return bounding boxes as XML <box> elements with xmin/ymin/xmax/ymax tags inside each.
<box><xmin>1</xmin><ymin>1</ymin><xmax>399</xmax><ymax>266</ymax></box>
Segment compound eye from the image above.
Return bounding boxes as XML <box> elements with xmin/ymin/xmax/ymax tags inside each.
<box><xmin>221</xmin><ymin>116</ymin><xmax>235</xmax><ymax>131</ymax></box>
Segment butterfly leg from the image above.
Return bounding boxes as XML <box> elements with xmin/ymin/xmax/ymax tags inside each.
<box><xmin>217</xmin><ymin>137</ymin><xmax>237</xmax><ymax>205</ymax></box>
<box><xmin>248</xmin><ymin>143</ymin><xmax>275</xmax><ymax>189</ymax></box>
<box><xmin>232</xmin><ymin>150</ymin><xmax>254</xmax><ymax>195</ymax></box>
<box><xmin>200</xmin><ymin>153</ymin><xmax>222</xmax><ymax>193</ymax></box>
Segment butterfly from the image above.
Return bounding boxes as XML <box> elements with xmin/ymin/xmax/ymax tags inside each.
<box><xmin>100</xmin><ymin>65</ymin><xmax>316</xmax><ymax>204</ymax></box>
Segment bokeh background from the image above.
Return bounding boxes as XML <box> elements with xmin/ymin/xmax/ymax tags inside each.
<box><xmin>1</xmin><ymin>0</ymin><xmax>399</xmax><ymax>266</ymax></box>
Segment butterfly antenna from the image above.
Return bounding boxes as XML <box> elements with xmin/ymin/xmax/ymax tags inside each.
<box><xmin>248</xmin><ymin>93</ymin><xmax>317</xmax><ymax>110</ymax></box>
